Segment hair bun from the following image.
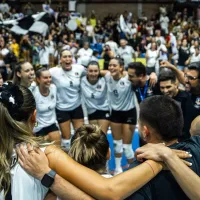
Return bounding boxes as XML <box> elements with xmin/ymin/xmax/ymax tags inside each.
<box><xmin>82</xmin><ymin>125</ymin><xmax>101</xmax><ymax>144</ymax></box>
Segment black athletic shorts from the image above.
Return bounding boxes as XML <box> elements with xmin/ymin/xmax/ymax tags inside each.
<box><xmin>35</xmin><ymin>123</ymin><xmax>59</xmax><ymax>136</ymax></box>
<box><xmin>56</xmin><ymin>105</ymin><xmax>84</xmax><ymax>124</ymax></box>
<box><xmin>88</xmin><ymin>110</ymin><xmax>111</xmax><ymax>121</ymax></box>
<box><xmin>110</xmin><ymin>107</ymin><xmax>137</xmax><ymax>125</ymax></box>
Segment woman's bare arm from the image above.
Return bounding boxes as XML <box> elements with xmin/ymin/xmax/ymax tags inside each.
<box><xmin>46</xmin><ymin>145</ymin><xmax>162</xmax><ymax>200</ymax></box>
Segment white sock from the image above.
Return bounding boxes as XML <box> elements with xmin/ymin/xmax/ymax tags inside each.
<box><xmin>115</xmin><ymin>157</ymin><xmax>122</xmax><ymax>171</ymax></box>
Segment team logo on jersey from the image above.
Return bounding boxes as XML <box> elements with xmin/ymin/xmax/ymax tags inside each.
<box><xmin>113</xmin><ymin>90</ymin><xmax>119</xmax><ymax>97</ymax></box>
<box><xmin>34</xmin><ymin>121</ymin><xmax>38</xmax><ymax>127</ymax></box>
<box><xmin>120</xmin><ymin>81</ymin><xmax>125</xmax><ymax>87</ymax></box>
<box><xmin>91</xmin><ymin>93</ymin><xmax>95</xmax><ymax>98</ymax></box>
<box><xmin>127</xmin><ymin>117</ymin><xmax>133</xmax><ymax>123</ymax></box>
<box><xmin>51</xmin><ymin>94</ymin><xmax>54</xmax><ymax>99</ymax></box>
<box><xmin>105</xmin><ymin>113</ymin><xmax>110</xmax><ymax>118</ymax></box>
<box><xmin>194</xmin><ymin>97</ymin><xmax>200</xmax><ymax>109</ymax></box>
<box><xmin>75</xmin><ymin>72</ymin><xmax>79</xmax><ymax>77</ymax></box>
<box><xmin>70</xmin><ymin>81</ymin><xmax>73</xmax><ymax>87</ymax></box>
<box><xmin>96</xmin><ymin>84</ymin><xmax>102</xmax><ymax>91</ymax></box>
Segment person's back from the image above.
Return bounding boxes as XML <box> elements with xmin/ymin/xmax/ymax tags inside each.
<box><xmin>11</xmin><ymin>147</ymin><xmax>48</xmax><ymax>200</ymax></box>
<box><xmin>0</xmin><ymin>82</ymin><xmax>49</xmax><ymax>200</ymax></box>
<box><xmin>127</xmin><ymin>136</ymin><xmax>200</xmax><ymax>200</ymax></box>
<box><xmin>126</xmin><ymin>95</ymin><xmax>200</xmax><ymax>200</ymax></box>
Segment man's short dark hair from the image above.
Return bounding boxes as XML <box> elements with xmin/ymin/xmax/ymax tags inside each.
<box><xmin>139</xmin><ymin>95</ymin><xmax>184</xmax><ymax>141</ymax></box>
<box><xmin>128</xmin><ymin>62</ymin><xmax>146</xmax><ymax>76</ymax></box>
<box><xmin>188</xmin><ymin>62</ymin><xmax>200</xmax><ymax>78</ymax></box>
<box><xmin>158</xmin><ymin>68</ymin><xmax>176</xmax><ymax>83</ymax></box>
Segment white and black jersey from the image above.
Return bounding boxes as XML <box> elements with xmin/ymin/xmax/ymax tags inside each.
<box><xmin>81</xmin><ymin>76</ymin><xmax>109</xmax><ymax>114</ymax></box>
<box><xmin>28</xmin><ymin>81</ymin><xmax>37</xmax><ymax>93</ymax></box>
<box><xmin>10</xmin><ymin>147</ymin><xmax>48</xmax><ymax>200</ymax></box>
<box><xmin>33</xmin><ymin>84</ymin><xmax>57</xmax><ymax>133</ymax></box>
<box><xmin>105</xmin><ymin>72</ymin><xmax>135</xmax><ymax>111</ymax></box>
<box><xmin>50</xmin><ymin>64</ymin><xmax>86</xmax><ymax>111</ymax></box>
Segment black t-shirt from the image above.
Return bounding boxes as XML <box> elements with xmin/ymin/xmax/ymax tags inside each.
<box><xmin>178</xmin><ymin>47</ymin><xmax>190</xmax><ymax>66</ymax></box>
<box><xmin>134</xmin><ymin>81</ymin><xmax>160</xmax><ymax>104</ymax></box>
<box><xmin>173</xmin><ymin>90</ymin><xmax>189</xmax><ymax>120</ymax></box>
<box><xmin>126</xmin><ymin>136</ymin><xmax>200</xmax><ymax>200</ymax></box>
<box><xmin>183</xmin><ymin>93</ymin><xmax>200</xmax><ymax>140</ymax></box>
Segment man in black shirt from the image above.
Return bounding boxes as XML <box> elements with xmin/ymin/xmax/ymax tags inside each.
<box><xmin>126</xmin><ymin>95</ymin><xmax>200</xmax><ymax>200</ymax></box>
<box><xmin>127</xmin><ymin>62</ymin><xmax>160</xmax><ymax>104</ymax></box>
<box><xmin>160</xmin><ymin>61</ymin><xmax>200</xmax><ymax>140</ymax></box>
<box><xmin>158</xmin><ymin>69</ymin><xmax>189</xmax><ymax>126</ymax></box>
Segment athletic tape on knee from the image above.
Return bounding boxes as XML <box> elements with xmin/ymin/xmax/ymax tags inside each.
<box><xmin>123</xmin><ymin>144</ymin><xmax>134</xmax><ymax>159</ymax></box>
<box><xmin>113</xmin><ymin>140</ymin><xmax>123</xmax><ymax>154</ymax></box>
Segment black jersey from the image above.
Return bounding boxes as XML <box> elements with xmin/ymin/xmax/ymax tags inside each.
<box><xmin>127</xmin><ymin>136</ymin><xmax>200</xmax><ymax>200</ymax></box>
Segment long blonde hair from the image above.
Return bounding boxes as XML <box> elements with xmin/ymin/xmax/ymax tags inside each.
<box><xmin>0</xmin><ymin>84</ymin><xmax>41</xmax><ymax>195</ymax></box>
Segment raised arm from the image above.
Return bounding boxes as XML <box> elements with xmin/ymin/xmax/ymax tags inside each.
<box><xmin>160</xmin><ymin>61</ymin><xmax>185</xmax><ymax>85</ymax></box>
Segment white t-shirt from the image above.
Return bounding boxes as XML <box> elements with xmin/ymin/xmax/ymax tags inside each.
<box><xmin>190</xmin><ymin>46</ymin><xmax>196</xmax><ymax>55</ymax></box>
<box><xmin>105</xmin><ymin>72</ymin><xmax>135</xmax><ymax>111</ymax></box>
<box><xmin>0</xmin><ymin>48</ymin><xmax>9</xmax><ymax>56</ymax></box>
<box><xmin>190</xmin><ymin>53</ymin><xmax>200</xmax><ymax>64</ymax></box>
<box><xmin>0</xmin><ymin>3</ymin><xmax>10</xmax><ymax>14</ymax></box>
<box><xmin>158</xmin><ymin>44</ymin><xmax>168</xmax><ymax>61</ymax></box>
<box><xmin>147</xmin><ymin>49</ymin><xmax>158</xmax><ymax>67</ymax></box>
<box><xmin>10</xmin><ymin>148</ymin><xmax>48</xmax><ymax>200</ymax></box>
<box><xmin>86</xmin><ymin>25</ymin><xmax>94</xmax><ymax>37</ymax></box>
<box><xmin>105</xmin><ymin>41</ymin><xmax>118</xmax><ymax>56</ymax></box>
<box><xmin>118</xmin><ymin>46</ymin><xmax>134</xmax><ymax>68</ymax></box>
<box><xmin>146</xmin><ymin>26</ymin><xmax>154</xmax><ymax>36</ymax></box>
<box><xmin>160</xmin><ymin>16</ymin><xmax>169</xmax><ymax>30</ymax></box>
<box><xmin>155</xmin><ymin>36</ymin><xmax>166</xmax><ymax>45</ymax></box>
<box><xmin>77</xmin><ymin>48</ymin><xmax>93</xmax><ymax>66</ymax></box>
<box><xmin>50</xmin><ymin>65</ymin><xmax>86</xmax><ymax>111</ymax></box>
<box><xmin>39</xmin><ymin>47</ymin><xmax>50</xmax><ymax>65</ymax></box>
<box><xmin>81</xmin><ymin>76</ymin><xmax>109</xmax><ymax>114</ymax></box>
<box><xmin>33</xmin><ymin>84</ymin><xmax>57</xmax><ymax>132</ymax></box>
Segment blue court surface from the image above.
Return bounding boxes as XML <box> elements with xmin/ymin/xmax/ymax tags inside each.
<box><xmin>107</xmin><ymin>129</ymin><xmax>140</xmax><ymax>173</ymax></box>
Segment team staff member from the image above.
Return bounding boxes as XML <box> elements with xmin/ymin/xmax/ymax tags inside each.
<box><xmin>160</xmin><ymin>61</ymin><xmax>200</xmax><ymax>140</ymax></box>
<box><xmin>104</xmin><ymin>57</ymin><xmax>136</xmax><ymax>175</ymax></box>
<box><xmin>127</xmin><ymin>62</ymin><xmax>160</xmax><ymax>104</ymax></box>
<box><xmin>13</xmin><ymin>61</ymin><xmax>36</xmax><ymax>92</ymax></box>
<box><xmin>81</xmin><ymin>61</ymin><xmax>110</xmax><ymax>134</ymax></box>
<box><xmin>49</xmin><ymin>50</ymin><xmax>85</xmax><ymax>151</ymax></box>
<box><xmin>33</xmin><ymin>68</ymin><xmax>61</xmax><ymax>145</ymax></box>
<box><xmin>126</xmin><ymin>96</ymin><xmax>200</xmax><ymax>200</ymax></box>
<box><xmin>158</xmin><ymin>69</ymin><xmax>189</xmax><ymax>121</ymax></box>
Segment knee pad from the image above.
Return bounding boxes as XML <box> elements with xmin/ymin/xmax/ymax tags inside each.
<box><xmin>123</xmin><ymin>144</ymin><xmax>134</xmax><ymax>159</ymax></box>
<box><xmin>113</xmin><ymin>140</ymin><xmax>123</xmax><ymax>154</ymax></box>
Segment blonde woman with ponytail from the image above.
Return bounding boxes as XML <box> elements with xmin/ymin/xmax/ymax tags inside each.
<box><xmin>69</xmin><ymin>124</ymin><xmax>112</xmax><ymax>178</ymax></box>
